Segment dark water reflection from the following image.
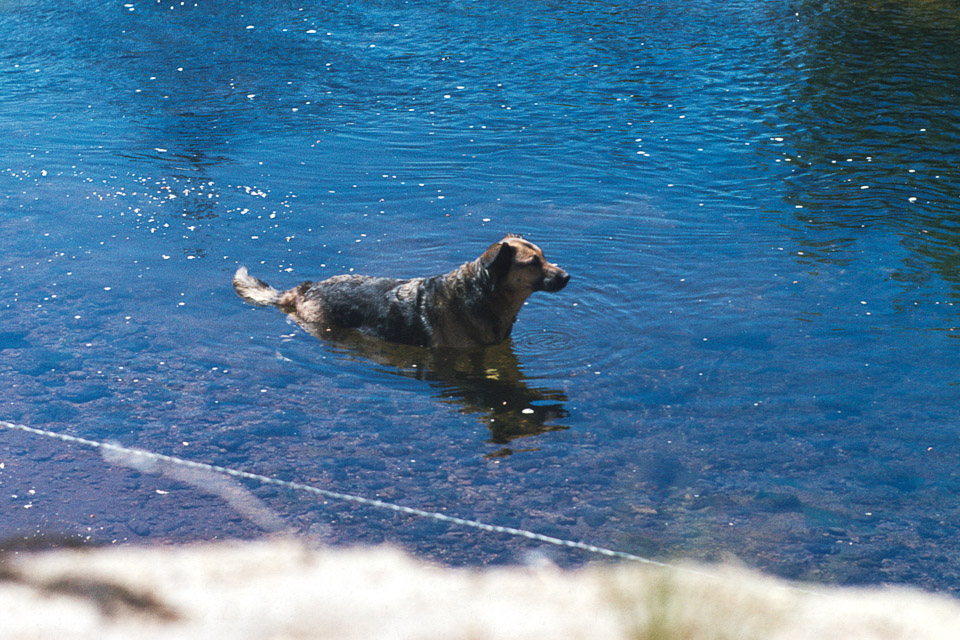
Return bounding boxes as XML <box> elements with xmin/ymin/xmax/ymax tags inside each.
<box><xmin>776</xmin><ymin>1</ymin><xmax>960</xmax><ymax>288</ymax></box>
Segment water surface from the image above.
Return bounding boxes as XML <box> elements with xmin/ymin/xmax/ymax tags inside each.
<box><xmin>3</xmin><ymin>0</ymin><xmax>960</xmax><ymax>592</ymax></box>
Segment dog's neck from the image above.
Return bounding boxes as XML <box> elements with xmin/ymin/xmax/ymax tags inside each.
<box><xmin>435</xmin><ymin>260</ymin><xmax>531</xmax><ymax>344</ymax></box>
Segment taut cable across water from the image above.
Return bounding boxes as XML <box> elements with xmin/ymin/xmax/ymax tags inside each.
<box><xmin>0</xmin><ymin>419</ymin><xmax>669</xmax><ymax>567</ymax></box>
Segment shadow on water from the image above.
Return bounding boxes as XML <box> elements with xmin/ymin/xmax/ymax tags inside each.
<box><xmin>299</xmin><ymin>325</ymin><xmax>569</xmax><ymax>455</ymax></box>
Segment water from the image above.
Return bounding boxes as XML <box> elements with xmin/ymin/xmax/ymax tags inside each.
<box><xmin>3</xmin><ymin>0</ymin><xmax>960</xmax><ymax>591</ymax></box>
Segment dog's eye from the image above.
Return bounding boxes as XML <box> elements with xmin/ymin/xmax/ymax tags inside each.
<box><xmin>522</xmin><ymin>256</ymin><xmax>542</xmax><ymax>267</ymax></box>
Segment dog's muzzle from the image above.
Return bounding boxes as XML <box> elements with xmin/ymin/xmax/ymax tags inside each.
<box><xmin>541</xmin><ymin>268</ymin><xmax>570</xmax><ymax>292</ymax></box>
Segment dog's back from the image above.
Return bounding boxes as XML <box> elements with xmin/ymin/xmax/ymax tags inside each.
<box><xmin>305</xmin><ymin>275</ymin><xmax>433</xmax><ymax>345</ymax></box>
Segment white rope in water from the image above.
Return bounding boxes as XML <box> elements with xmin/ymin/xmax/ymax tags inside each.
<box><xmin>0</xmin><ymin>420</ymin><xmax>671</xmax><ymax>567</ymax></box>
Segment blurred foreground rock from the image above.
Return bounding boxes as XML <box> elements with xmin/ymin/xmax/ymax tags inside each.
<box><xmin>3</xmin><ymin>539</ymin><xmax>960</xmax><ymax>640</ymax></box>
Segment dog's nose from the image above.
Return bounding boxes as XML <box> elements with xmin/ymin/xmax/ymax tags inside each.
<box><xmin>544</xmin><ymin>269</ymin><xmax>570</xmax><ymax>292</ymax></box>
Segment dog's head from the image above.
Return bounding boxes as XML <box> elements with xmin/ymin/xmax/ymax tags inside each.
<box><xmin>480</xmin><ymin>234</ymin><xmax>570</xmax><ymax>294</ymax></box>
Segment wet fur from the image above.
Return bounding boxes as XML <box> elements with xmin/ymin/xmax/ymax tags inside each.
<box><xmin>233</xmin><ymin>235</ymin><xmax>569</xmax><ymax>348</ymax></box>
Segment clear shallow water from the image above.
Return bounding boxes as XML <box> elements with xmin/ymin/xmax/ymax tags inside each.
<box><xmin>3</xmin><ymin>0</ymin><xmax>960</xmax><ymax>590</ymax></box>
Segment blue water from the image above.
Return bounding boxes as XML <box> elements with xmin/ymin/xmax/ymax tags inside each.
<box><xmin>3</xmin><ymin>0</ymin><xmax>960</xmax><ymax>590</ymax></box>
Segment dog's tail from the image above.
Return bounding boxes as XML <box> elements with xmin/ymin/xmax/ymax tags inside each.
<box><xmin>233</xmin><ymin>266</ymin><xmax>284</xmax><ymax>307</ymax></box>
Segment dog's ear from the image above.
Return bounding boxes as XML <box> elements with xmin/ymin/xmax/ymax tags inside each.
<box><xmin>480</xmin><ymin>241</ymin><xmax>516</xmax><ymax>280</ymax></box>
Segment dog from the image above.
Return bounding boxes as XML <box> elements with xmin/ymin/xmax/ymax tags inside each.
<box><xmin>233</xmin><ymin>234</ymin><xmax>569</xmax><ymax>348</ymax></box>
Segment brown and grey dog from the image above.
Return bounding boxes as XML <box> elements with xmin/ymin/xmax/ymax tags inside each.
<box><xmin>233</xmin><ymin>234</ymin><xmax>569</xmax><ymax>348</ymax></box>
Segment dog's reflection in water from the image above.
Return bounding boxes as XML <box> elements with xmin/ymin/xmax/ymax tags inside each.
<box><xmin>309</xmin><ymin>326</ymin><xmax>569</xmax><ymax>456</ymax></box>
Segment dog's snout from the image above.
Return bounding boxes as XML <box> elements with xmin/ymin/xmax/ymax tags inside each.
<box><xmin>543</xmin><ymin>267</ymin><xmax>570</xmax><ymax>292</ymax></box>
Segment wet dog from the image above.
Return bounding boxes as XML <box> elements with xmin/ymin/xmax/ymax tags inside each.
<box><xmin>233</xmin><ymin>234</ymin><xmax>569</xmax><ymax>348</ymax></box>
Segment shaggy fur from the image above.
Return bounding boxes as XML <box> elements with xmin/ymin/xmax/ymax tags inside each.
<box><xmin>233</xmin><ymin>235</ymin><xmax>569</xmax><ymax>348</ymax></box>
